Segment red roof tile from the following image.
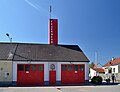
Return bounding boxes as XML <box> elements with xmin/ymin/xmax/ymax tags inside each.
<box><xmin>92</xmin><ymin>68</ymin><xmax>105</xmax><ymax>73</ymax></box>
<box><xmin>104</xmin><ymin>58</ymin><xmax>120</xmax><ymax>66</ymax></box>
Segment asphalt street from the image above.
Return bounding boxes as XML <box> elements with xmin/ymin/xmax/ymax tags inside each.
<box><xmin>0</xmin><ymin>85</ymin><xmax>120</xmax><ymax>92</ymax></box>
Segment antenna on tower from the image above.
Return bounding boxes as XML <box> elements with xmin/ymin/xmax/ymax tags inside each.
<box><xmin>49</xmin><ymin>5</ymin><xmax>52</xmax><ymax>19</ymax></box>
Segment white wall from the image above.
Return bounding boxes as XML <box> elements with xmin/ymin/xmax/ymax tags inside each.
<box><xmin>13</xmin><ymin>61</ymin><xmax>89</xmax><ymax>82</ymax></box>
<box><xmin>111</xmin><ymin>65</ymin><xmax>118</xmax><ymax>73</ymax></box>
<box><xmin>103</xmin><ymin>65</ymin><xmax>118</xmax><ymax>74</ymax></box>
<box><xmin>85</xmin><ymin>62</ymin><xmax>89</xmax><ymax>80</ymax></box>
<box><xmin>89</xmin><ymin>68</ymin><xmax>96</xmax><ymax>79</ymax></box>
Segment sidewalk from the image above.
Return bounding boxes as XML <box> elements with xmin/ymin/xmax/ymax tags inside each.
<box><xmin>0</xmin><ymin>81</ymin><xmax>120</xmax><ymax>87</ymax></box>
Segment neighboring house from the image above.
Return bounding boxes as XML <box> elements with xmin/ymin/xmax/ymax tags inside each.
<box><xmin>89</xmin><ymin>68</ymin><xmax>105</xmax><ymax>79</ymax></box>
<box><xmin>103</xmin><ymin>57</ymin><xmax>120</xmax><ymax>81</ymax></box>
<box><xmin>89</xmin><ymin>62</ymin><xmax>104</xmax><ymax>78</ymax></box>
<box><xmin>89</xmin><ymin>68</ymin><xmax>96</xmax><ymax>79</ymax></box>
<box><xmin>94</xmin><ymin>63</ymin><xmax>103</xmax><ymax>68</ymax></box>
<box><xmin>103</xmin><ymin>57</ymin><xmax>120</xmax><ymax>74</ymax></box>
<box><xmin>90</xmin><ymin>58</ymin><xmax>120</xmax><ymax>81</ymax></box>
<box><xmin>0</xmin><ymin>42</ymin><xmax>90</xmax><ymax>85</ymax></box>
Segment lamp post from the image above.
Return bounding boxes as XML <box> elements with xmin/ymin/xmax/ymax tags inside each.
<box><xmin>6</xmin><ymin>33</ymin><xmax>12</xmax><ymax>43</ymax></box>
<box><xmin>6</xmin><ymin>33</ymin><xmax>13</xmax><ymax>58</ymax></box>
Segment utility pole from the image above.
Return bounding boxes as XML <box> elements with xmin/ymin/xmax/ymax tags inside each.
<box><xmin>95</xmin><ymin>51</ymin><xmax>98</xmax><ymax>68</ymax></box>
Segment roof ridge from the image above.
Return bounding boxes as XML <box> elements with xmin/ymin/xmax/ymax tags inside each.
<box><xmin>104</xmin><ymin>57</ymin><xmax>120</xmax><ymax>67</ymax></box>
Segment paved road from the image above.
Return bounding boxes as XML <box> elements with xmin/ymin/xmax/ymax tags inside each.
<box><xmin>0</xmin><ymin>85</ymin><xmax>120</xmax><ymax>92</ymax></box>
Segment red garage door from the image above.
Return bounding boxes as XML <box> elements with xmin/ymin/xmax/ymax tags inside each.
<box><xmin>61</xmin><ymin>64</ymin><xmax>85</xmax><ymax>84</ymax></box>
<box><xmin>17</xmin><ymin>64</ymin><xmax>44</xmax><ymax>85</ymax></box>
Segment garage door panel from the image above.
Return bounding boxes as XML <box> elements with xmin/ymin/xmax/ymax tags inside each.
<box><xmin>17</xmin><ymin>71</ymin><xmax>25</xmax><ymax>84</ymax></box>
<box><xmin>61</xmin><ymin>64</ymin><xmax>85</xmax><ymax>84</ymax></box>
<box><xmin>17</xmin><ymin>64</ymin><xmax>44</xmax><ymax>85</ymax></box>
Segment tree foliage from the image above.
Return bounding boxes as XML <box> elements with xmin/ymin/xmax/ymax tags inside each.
<box><xmin>89</xmin><ymin>62</ymin><xmax>95</xmax><ymax>68</ymax></box>
<box><xmin>91</xmin><ymin>76</ymin><xmax>103</xmax><ymax>85</ymax></box>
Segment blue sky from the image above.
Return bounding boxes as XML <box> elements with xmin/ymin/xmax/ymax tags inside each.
<box><xmin>0</xmin><ymin>0</ymin><xmax>120</xmax><ymax>65</ymax></box>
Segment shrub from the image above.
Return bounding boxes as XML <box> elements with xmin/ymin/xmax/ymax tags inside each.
<box><xmin>91</xmin><ymin>76</ymin><xmax>103</xmax><ymax>85</ymax></box>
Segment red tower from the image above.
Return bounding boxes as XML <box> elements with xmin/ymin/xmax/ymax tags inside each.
<box><xmin>49</xmin><ymin>19</ymin><xmax>58</xmax><ymax>45</ymax></box>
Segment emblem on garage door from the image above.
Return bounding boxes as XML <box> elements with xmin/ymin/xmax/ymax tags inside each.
<box><xmin>50</xmin><ymin>64</ymin><xmax>55</xmax><ymax>70</ymax></box>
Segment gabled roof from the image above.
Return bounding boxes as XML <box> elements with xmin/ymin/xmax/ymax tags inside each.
<box><xmin>0</xmin><ymin>42</ymin><xmax>89</xmax><ymax>62</ymax></box>
<box><xmin>92</xmin><ymin>68</ymin><xmax>105</xmax><ymax>73</ymax></box>
<box><xmin>104</xmin><ymin>58</ymin><xmax>120</xmax><ymax>67</ymax></box>
<box><xmin>94</xmin><ymin>63</ymin><xmax>103</xmax><ymax>68</ymax></box>
<box><xmin>0</xmin><ymin>43</ymin><xmax>17</xmax><ymax>60</ymax></box>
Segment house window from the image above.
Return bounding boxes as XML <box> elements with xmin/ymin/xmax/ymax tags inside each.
<box><xmin>38</xmin><ymin>65</ymin><xmax>43</xmax><ymax>71</ymax></box>
<box><xmin>68</xmin><ymin>65</ymin><xmax>72</xmax><ymax>71</ymax></box>
<box><xmin>74</xmin><ymin>65</ymin><xmax>78</xmax><ymax>71</ymax></box>
<box><xmin>108</xmin><ymin>68</ymin><xmax>112</xmax><ymax>73</ymax></box>
<box><xmin>32</xmin><ymin>65</ymin><xmax>36</xmax><ymax>71</ymax></box>
<box><xmin>80</xmin><ymin>65</ymin><xmax>84</xmax><ymax>71</ymax></box>
<box><xmin>18</xmin><ymin>65</ymin><xmax>24</xmax><ymax>71</ymax></box>
<box><xmin>61</xmin><ymin>65</ymin><xmax>67</xmax><ymax>71</ymax></box>
<box><xmin>25</xmin><ymin>65</ymin><xmax>30</xmax><ymax>71</ymax></box>
<box><xmin>113</xmin><ymin>68</ymin><xmax>115</xmax><ymax>73</ymax></box>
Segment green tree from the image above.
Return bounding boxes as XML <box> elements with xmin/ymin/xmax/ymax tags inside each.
<box><xmin>89</xmin><ymin>62</ymin><xmax>95</xmax><ymax>68</ymax></box>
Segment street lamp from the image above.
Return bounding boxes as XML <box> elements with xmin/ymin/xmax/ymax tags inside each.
<box><xmin>6</xmin><ymin>33</ymin><xmax>12</xmax><ymax>43</ymax></box>
<box><xmin>6</xmin><ymin>33</ymin><xmax>13</xmax><ymax>57</ymax></box>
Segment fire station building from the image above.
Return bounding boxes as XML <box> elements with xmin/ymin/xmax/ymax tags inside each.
<box><xmin>0</xmin><ymin>19</ymin><xmax>90</xmax><ymax>85</ymax></box>
<box><xmin>0</xmin><ymin>43</ymin><xmax>89</xmax><ymax>85</ymax></box>
<box><xmin>12</xmin><ymin>43</ymin><xmax>89</xmax><ymax>85</ymax></box>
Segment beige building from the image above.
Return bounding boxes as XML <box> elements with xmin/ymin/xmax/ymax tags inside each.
<box><xmin>0</xmin><ymin>60</ymin><xmax>12</xmax><ymax>83</ymax></box>
<box><xmin>0</xmin><ymin>43</ymin><xmax>17</xmax><ymax>85</ymax></box>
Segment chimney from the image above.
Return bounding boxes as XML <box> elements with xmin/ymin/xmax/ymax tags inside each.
<box><xmin>112</xmin><ymin>57</ymin><xmax>114</xmax><ymax>61</ymax></box>
<box><xmin>49</xmin><ymin>19</ymin><xmax>58</xmax><ymax>45</ymax></box>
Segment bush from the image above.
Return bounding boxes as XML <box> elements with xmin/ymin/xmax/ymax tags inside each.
<box><xmin>91</xmin><ymin>76</ymin><xmax>103</xmax><ymax>85</ymax></box>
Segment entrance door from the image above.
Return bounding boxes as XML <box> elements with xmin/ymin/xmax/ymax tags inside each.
<box><xmin>49</xmin><ymin>70</ymin><xmax>56</xmax><ymax>84</ymax></box>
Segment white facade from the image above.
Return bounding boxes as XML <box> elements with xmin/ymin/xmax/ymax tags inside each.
<box><xmin>89</xmin><ymin>68</ymin><xmax>96</xmax><ymax>79</ymax></box>
<box><xmin>13</xmin><ymin>61</ymin><xmax>89</xmax><ymax>82</ymax></box>
<box><xmin>103</xmin><ymin>65</ymin><xmax>118</xmax><ymax>74</ymax></box>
